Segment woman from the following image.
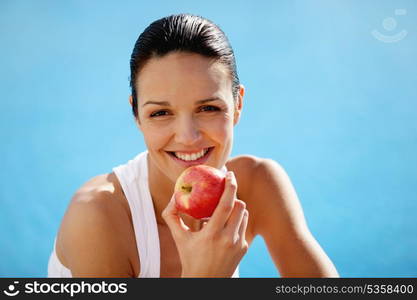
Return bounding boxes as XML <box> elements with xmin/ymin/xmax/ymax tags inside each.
<box><xmin>48</xmin><ymin>14</ymin><xmax>339</xmax><ymax>278</ymax></box>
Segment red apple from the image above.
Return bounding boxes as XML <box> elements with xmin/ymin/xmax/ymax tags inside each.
<box><xmin>174</xmin><ymin>165</ymin><xmax>226</xmax><ymax>219</ymax></box>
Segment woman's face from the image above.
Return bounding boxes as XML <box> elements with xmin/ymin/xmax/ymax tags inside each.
<box><xmin>132</xmin><ymin>52</ymin><xmax>243</xmax><ymax>183</ymax></box>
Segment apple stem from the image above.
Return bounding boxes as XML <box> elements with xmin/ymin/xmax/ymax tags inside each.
<box><xmin>181</xmin><ymin>185</ymin><xmax>192</xmax><ymax>193</ymax></box>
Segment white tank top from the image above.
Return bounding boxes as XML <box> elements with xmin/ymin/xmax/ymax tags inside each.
<box><xmin>48</xmin><ymin>151</ymin><xmax>239</xmax><ymax>277</ymax></box>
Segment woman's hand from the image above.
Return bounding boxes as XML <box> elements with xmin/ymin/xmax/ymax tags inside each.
<box><xmin>162</xmin><ymin>171</ymin><xmax>249</xmax><ymax>277</ymax></box>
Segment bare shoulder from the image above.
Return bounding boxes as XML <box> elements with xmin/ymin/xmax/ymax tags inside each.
<box><xmin>63</xmin><ymin>172</ymin><xmax>129</xmax><ymax>227</ymax></box>
<box><xmin>227</xmin><ymin>155</ymin><xmax>303</xmax><ymax>235</ymax></box>
<box><xmin>226</xmin><ymin>153</ymin><xmax>286</xmax><ymax>171</ymax></box>
<box><xmin>227</xmin><ymin>155</ymin><xmax>339</xmax><ymax>277</ymax></box>
<box><xmin>226</xmin><ymin>154</ymin><xmax>288</xmax><ymax>193</ymax></box>
<box><xmin>226</xmin><ymin>154</ymin><xmax>261</xmax><ymax>170</ymax></box>
<box><xmin>56</xmin><ymin>173</ymin><xmax>137</xmax><ymax>277</ymax></box>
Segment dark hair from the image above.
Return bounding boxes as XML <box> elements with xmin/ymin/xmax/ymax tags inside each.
<box><xmin>129</xmin><ymin>13</ymin><xmax>240</xmax><ymax>119</ymax></box>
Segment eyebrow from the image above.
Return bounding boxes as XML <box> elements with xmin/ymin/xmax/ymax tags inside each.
<box><xmin>141</xmin><ymin>97</ymin><xmax>223</xmax><ymax>107</ymax></box>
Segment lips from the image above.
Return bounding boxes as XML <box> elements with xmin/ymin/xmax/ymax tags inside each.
<box><xmin>173</xmin><ymin>148</ymin><xmax>210</xmax><ymax>161</ymax></box>
<box><xmin>166</xmin><ymin>147</ymin><xmax>214</xmax><ymax>166</ymax></box>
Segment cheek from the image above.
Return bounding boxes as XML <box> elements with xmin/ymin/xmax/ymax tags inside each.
<box><xmin>201</xmin><ymin>115</ymin><xmax>233</xmax><ymax>142</ymax></box>
<box><xmin>141</xmin><ymin>125</ymin><xmax>170</xmax><ymax>149</ymax></box>
<box><xmin>204</xmin><ymin>118</ymin><xmax>234</xmax><ymax>167</ymax></box>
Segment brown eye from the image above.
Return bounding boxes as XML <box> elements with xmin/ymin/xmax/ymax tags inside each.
<box><xmin>199</xmin><ymin>105</ymin><xmax>220</xmax><ymax>112</ymax></box>
<box><xmin>150</xmin><ymin>110</ymin><xmax>169</xmax><ymax>117</ymax></box>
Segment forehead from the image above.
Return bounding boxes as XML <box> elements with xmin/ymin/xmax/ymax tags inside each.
<box><xmin>136</xmin><ymin>52</ymin><xmax>232</xmax><ymax>102</ymax></box>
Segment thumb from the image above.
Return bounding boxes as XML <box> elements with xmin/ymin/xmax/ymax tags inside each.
<box><xmin>162</xmin><ymin>194</ymin><xmax>189</xmax><ymax>240</ymax></box>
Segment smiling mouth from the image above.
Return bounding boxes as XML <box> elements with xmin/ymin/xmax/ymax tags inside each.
<box><xmin>167</xmin><ymin>147</ymin><xmax>214</xmax><ymax>162</ymax></box>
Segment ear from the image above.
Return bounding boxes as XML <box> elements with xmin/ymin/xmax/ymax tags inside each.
<box><xmin>129</xmin><ymin>95</ymin><xmax>142</xmax><ymax>130</ymax></box>
<box><xmin>233</xmin><ymin>84</ymin><xmax>245</xmax><ymax>126</ymax></box>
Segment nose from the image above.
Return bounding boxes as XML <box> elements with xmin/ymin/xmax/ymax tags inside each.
<box><xmin>174</xmin><ymin>115</ymin><xmax>202</xmax><ymax>146</ymax></box>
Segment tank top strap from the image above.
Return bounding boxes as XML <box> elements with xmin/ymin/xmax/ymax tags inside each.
<box><xmin>112</xmin><ymin>151</ymin><xmax>160</xmax><ymax>277</ymax></box>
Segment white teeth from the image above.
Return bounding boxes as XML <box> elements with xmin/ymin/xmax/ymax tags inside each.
<box><xmin>174</xmin><ymin>148</ymin><xmax>209</xmax><ymax>161</ymax></box>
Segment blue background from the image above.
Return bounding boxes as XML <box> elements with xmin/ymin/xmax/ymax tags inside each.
<box><xmin>1</xmin><ymin>0</ymin><xmax>416</xmax><ymax>277</ymax></box>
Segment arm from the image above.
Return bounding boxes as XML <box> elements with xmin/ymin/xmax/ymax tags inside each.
<box><xmin>249</xmin><ymin>158</ymin><xmax>339</xmax><ymax>277</ymax></box>
<box><xmin>57</xmin><ymin>182</ymin><xmax>136</xmax><ymax>277</ymax></box>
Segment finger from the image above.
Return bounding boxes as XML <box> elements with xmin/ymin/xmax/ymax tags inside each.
<box><xmin>162</xmin><ymin>195</ymin><xmax>190</xmax><ymax>240</ymax></box>
<box><xmin>223</xmin><ymin>199</ymin><xmax>246</xmax><ymax>237</ymax></box>
<box><xmin>201</xmin><ymin>220</ymin><xmax>209</xmax><ymax>230</ymax></box>
<box><xmin>200</xmin><ymin>217</ymin><xmax>210</xmax><ymax>230</ymax></box>
<box><xmin>238</xmin><ymin>209</ymin><xmax>249</xmax><ymax>244</ymax></box>
<box><xmin>206</xmin><ymin>171</ymin><xmax>237</xmax><ymax>232</ymax></box>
